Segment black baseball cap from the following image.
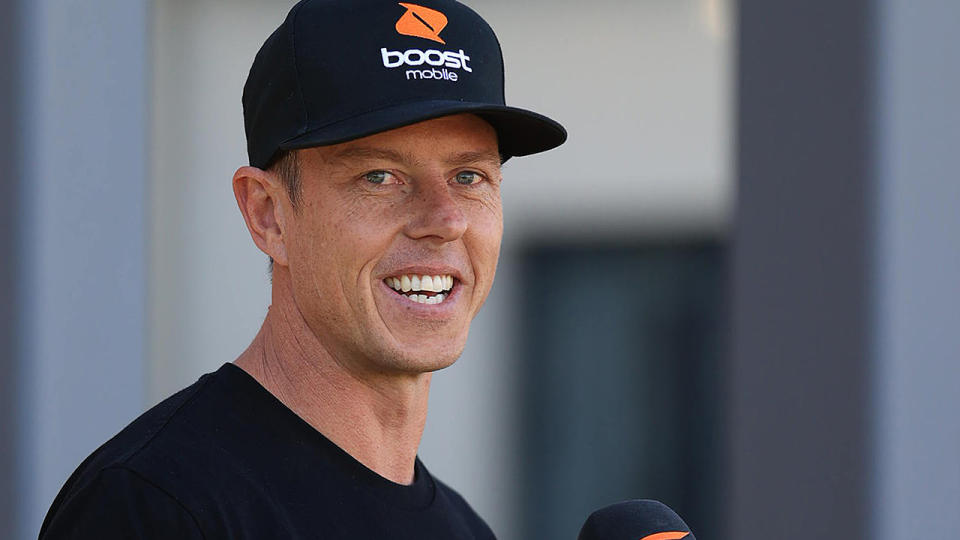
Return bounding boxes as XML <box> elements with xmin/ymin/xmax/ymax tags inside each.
<box><xmin>243</xmin><ymin>0</ymin><xmax>567</xmax><ymax>169</ymax></box>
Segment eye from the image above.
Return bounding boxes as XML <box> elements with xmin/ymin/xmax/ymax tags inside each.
<box><xmin>454</xmin><ymin>171</ymin><xmax>484</xmax><ymax>185</ymax></box>
<box><xmin>363</xmin><ymin>170</ymin><xmax>399</xmax><ymax>185</ymax></box>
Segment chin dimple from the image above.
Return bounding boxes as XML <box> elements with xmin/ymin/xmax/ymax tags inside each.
<box><xmin>384</xmin><ymin>274</ymin><xmax>454</xmax><ymax>305</ymax></box>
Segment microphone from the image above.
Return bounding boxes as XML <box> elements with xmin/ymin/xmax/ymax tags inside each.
<box><xmin>577</xmin><ymin>499</ymin><xmax>696</xmax><ymax>540</ymax></box>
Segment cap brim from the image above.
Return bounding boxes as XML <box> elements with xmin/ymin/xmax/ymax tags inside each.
<box><xmin>277</xmin><ymin>100</ymin><xmax>567</xmax><ymax>161</ymax></box>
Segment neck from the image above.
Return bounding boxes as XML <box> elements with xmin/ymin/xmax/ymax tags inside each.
<box><xmin>234</xmin><ymin>270</ymin><xmax>431</xmax><ymax>485</ymax></box>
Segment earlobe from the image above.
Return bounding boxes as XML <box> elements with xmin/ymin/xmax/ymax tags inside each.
<box><xmin>232</xmin><ymin>166</ymin><xmax>289</xmax><ymax>266</ymax></box>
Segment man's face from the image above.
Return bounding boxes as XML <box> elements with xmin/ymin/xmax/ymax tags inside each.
<box><xmin>278</xmin><ymin>114</ymin><xmax>503</xmax><ymax>376</ymax></box>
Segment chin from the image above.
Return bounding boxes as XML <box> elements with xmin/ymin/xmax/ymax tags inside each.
<box><xmin>377</xmin><ymin>338</ymin><xmax>467</xmax><ymax>374</ymax></box>
<box><xmin>357</xmin><ymin>318</ymin><xmax>470</xmax><ymax>373</ymax></box>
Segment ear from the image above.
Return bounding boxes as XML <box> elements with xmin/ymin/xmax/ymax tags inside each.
<box><xmin>232</xmin><ymin>165</ymin><xmax>290</xmax><ymax>267</ymax></box>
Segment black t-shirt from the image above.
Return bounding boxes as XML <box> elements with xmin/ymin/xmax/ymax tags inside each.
<box><xmin>39</xmin><ymin>364</ymin><xmax>496</xmax><ymax>539</ymax></box>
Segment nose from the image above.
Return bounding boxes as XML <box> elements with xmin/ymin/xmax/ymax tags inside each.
<box><xmin>402</xmin><ymin>179</ymin><xmax>468</xmax><ymax>244</ymax></box>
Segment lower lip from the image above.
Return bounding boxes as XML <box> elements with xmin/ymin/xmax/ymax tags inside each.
<box><xmin>377</xmin><ymin>279</ymin><xmax>461</xmax><ymax>317</ymax></box>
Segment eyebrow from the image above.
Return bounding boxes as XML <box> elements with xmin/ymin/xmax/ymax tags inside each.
<box><xmin>332</xmin><ymin>147</ymin><xmax>408</xmax><ymax>163</ymax></box>
<box><xmin>446</xmin><ymin>150</ymin><xmax>502</xmax><ymax>168</ymax></box>
<box><xmin>330</xmin><ymin>146</ymin><xmax>501</xmax><ymax>168</ymax></box>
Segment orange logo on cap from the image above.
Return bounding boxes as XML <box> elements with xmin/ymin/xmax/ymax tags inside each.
<box><xmin>639</xmin><ymin>533</ymin><xmax>689</xmax><ymax>540</ymax></box>
<box><xmin>395</xmin><ymin>3</ymin><xmax>448</xmax><ymax>44</ymax></box>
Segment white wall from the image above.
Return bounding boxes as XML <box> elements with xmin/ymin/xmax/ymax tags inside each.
<box><xmin>481</xmin><ymin>0</ymin><xmax>732</xmax><ymax>239</ymax></box>
<box><xmin>150</xmin><ymin>0</ymin><xmax>293</xmax><ymax>400</ymax></box>
<box><xmin>150</xmin><ymin>1</ymin><xmax>731</xmax><ymax>537</ymax></box>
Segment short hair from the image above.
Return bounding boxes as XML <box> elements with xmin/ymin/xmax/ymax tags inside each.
<box><xmin>265</xmin><ymin>149</ymin><xmax>302</xmax><ymax>275</ymax></box>
<box><xmin>269</xmin><ymin>149</ymin><xmax>302</xmax><ymax>209</ymax></box>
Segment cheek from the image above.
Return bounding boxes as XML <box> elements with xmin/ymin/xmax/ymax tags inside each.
<box><xmin>282</xmin><ymin>212</ymin><xmax>349</xmax><ymax>304</ymax></box>
<box><xmin>466</xmin><ymin>187</ymin><xmax>503</xmax><ymax>233</ymax></box>
<box><xmin>466</xmin><ymin>201</ymin><xmax>504</xmax><ymax>282</ymax></box>
<box><xmin>476</xmin><ymin>194</ymin><xmax>504</xmax><ymax>245</ymax></box>
<box><xmin>292</xmin><ymin>203</ymin><xmax>402</xmax><ymax>293</ymax></box>
<box><xmin>288</xmin><ymin>217</ymin><xmax>334</xmax><ymax>270</ymax></box>
<box><xmin>292</xmin><ymin>195</ymin><xmax>375</xmax><ymax>260</ymax></box>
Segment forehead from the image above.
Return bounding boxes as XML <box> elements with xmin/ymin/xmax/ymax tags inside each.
<box><xmin>305</xmin><ymin>114</ymin><xmax>501</xmax><ymax>170</ymax></box>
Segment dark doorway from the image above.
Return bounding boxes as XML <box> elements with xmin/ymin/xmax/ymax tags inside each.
<box><xmin>518</xmin><ymin>241</ymin><xmax>726</xmax><ymax>540</ymax></box>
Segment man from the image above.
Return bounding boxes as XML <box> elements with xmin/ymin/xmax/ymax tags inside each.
<box><xmin>40</xmin><ymin>0</ymin><xmax>564</xmax><ymax>537</ymax></box>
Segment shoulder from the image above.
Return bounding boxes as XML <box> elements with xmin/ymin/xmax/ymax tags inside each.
<box><xmin>433</xmin><ymin>477</ymin><xmax>498</xmax><ymax>539</ymax></box>
<box><xmin>55</xmin><ymin>367</ymin><xmax>219</xmax><ymax>482</ymax></box>
<box><xmin>39</xmin><ymin>466</ymin><xmax>205</xmax><ymax>539</ymax></box>
<box><xmin>41</xmin><ymin>366</ymin><xmax>242</xmax><ymax>538</ymax></box>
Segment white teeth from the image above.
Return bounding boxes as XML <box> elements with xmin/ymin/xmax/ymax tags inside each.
<box><xmin>399</xmin><ymin>292</ymin><xmax>449</xmax><ymax>305</ymax></box>
<box><xmin>385</xmin><ymin>274</ymin><xmax>455</xmax><ymax>295</ymax></box>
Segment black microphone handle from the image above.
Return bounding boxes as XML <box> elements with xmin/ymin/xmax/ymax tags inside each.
<box><xmin>577</xmin><ymin>499</ymin><xmax>696</xmax><ymax>540</ymax></box>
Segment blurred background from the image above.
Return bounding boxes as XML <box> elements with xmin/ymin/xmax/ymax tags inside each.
<box><xmin>1</xmin><ymin>0</ymin><xmax>957</xmax><ymax>538</ymax></box>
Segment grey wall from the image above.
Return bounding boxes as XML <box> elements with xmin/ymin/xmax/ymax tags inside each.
<box><xmin>0</xmin><ymin>1</ymin><xmax>24</xmax><ymax>538</ymax></box>
<box><xmin>732</xmin><ymin>0</ymin><xmax>960</xmax><ymax>539</ymax></box>
<box><xmin>12</xmin><ymin>1</ymin><xmax>151</xmax><ymax>537</ymax></box>
<box><xmin>731</xmin><ymin>1</ymin><xmax>874</xmax><ymax>537</ymax></box>
<box><xmin>874</xmin><ymin>0</ymin><xmax>960</xmax><ymax>537</ymax></box>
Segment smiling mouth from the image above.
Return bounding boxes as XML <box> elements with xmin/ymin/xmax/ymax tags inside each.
<box><xmin>383</xmin><ymin>274</ymin><xmax>455</xmax><ymax>305</ymax></box>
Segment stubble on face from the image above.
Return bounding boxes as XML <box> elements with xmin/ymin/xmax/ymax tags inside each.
<box><xmin>276</xmin><ymin>114</ymin><xmax>503</xmax><ymax>379</ymax></box>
